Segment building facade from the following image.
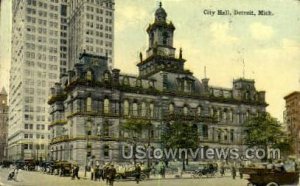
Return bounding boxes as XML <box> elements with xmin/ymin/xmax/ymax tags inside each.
<box><xmin>284</xmin><ymin>91</ymin><xmax>300</xmax><ymax>157</ymax></box>
<box><xmin>8</xmin><ymin>0</ymin><xmax>68</xmax><ymax>160</ymax></box>
<box><xmin>49</xmin><ymin>4</ymin><xmax>267</xmax><ymax>166</ymax></box>
<box><xmin>68</xmin><ymin>0</ymin><xmax>114</xmax><ymax>70</ymax></box>
<box><xmin>8</xmin><ymin>0</ymin><xmax>115</xmax><ymax>161</ymax></box>
<box><xmin>0</xmin><ymin>88</ymin><xmax>8</xmax><ymax>161</ymax></box>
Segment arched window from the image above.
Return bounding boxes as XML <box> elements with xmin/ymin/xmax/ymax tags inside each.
<box><xmin>230</xmin><ymin>129</ymin><xmax>234</xmax><ymax>142</ymax></box>
<box><xmin>218</xmin><ymin>131</ymin><xmax>221</xmax><ymax>142</ymax></box>
<box><xmin>123</xmin><ymin>77</ymin><xmax>129</xmax><ymax>86</ymax></box>
<box><xmin>227</xmin><ymin>110</ymin><xmax>233</xmax><ymax>121</ymax></box>
<box><xmin>223</xmin><ymin>109</ymin><xmax>227</xmax><ymax>121</ymax></box>
<box><xmin>103</xmin><ymin>98</ymin><xmax>110</xmax><ymax>114</ymax></box>
<box><xmin>169</xmin><ymin>103</ymin><xmax>174</xmax><ymax>114</ymax></box>
<box><xmin>123</xmin><ymin>100</ymin><xmax>129</xmax><ymax>116</ymax></box>
<box><xmin>183</xmin><ymin>106</ymin><xmax>188</xmax><ymax>116</ymax></box>
<box><xmin>132</xmin><ymin>102</ymin><xmax>138</xmax><ymax>116</ymax></box>
<box><xmin>104</xmin><ymin>72</ymin><xmax>109</xmax><ymax>81</ymax></box>
<box><xmin>86</xmin><ymin>97</ymin><xmax>92</xmax><ymax>112</ymax></box>
<box><xmin>197</xmin><ymin>106</ymin><xmax>201</xmax><ymax>116</ymax></box>
<box><xmin>86</xmin><ymin>70</ymin><xmax>92</xmax><ymax>81</ymax></box>
<box><xmin>86</xmin><ymin>121</ymin><xmax>92</xmax><ymax>135</ymax></box>
<box><xmin>149</xmin><ymin>103</ymin><xmax>154</xmax><ymax>118</ymax></box>
<box><xmin>210</xmin><ymin>108</ymin><xmax>214</xmax><ymax>117</ymax></box>
<box><xmin>202</xmin><ymin>125</ymin><xmax>208</xmax><ymax>138</ymax></box>
<box><xmin>103</xmin><ymin>145</ymin><xmax>110</xmax><ymax>157</ymax></box>
<box><xmin>141</xmin><ymin>102</ymin><xmax>146</xmax><ymax>117</ymax></box>
<box><xmin>162</xmin><ymin>32</ymin><xmax>169</xmax><ymax>45</ymax></box>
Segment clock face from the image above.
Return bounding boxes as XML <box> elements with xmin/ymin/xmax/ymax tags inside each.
<box><xmin>157</xmin><ymin>47</ymin><xmax>169</xmax><ymax>56</ymax></box>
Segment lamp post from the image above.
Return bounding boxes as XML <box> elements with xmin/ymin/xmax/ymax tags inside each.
<box><xmin>50</xmin><ymin>149</ymin><xmax>54</xmax><ymax>161</ymax></box>
<box><xmin>84</xmin><ymin>122</ymin><xmax>91</xmax><ymax>177</ymax></box>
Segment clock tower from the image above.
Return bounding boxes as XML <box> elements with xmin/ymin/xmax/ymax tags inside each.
<box><xmin>146</xmin><ymin>2</ymin><xmax>176</xmax><ymax>57</ymax></box>
<box><xmin>137</xmin><ymin>2</ymin><xmax>186</xmax><ymax>78</ymax></box>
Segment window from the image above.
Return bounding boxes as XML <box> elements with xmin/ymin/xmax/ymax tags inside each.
<box><xmin>169</xmin><ymin>103</ymin><xmax>174</xmax><ymax>114</ymax></box>
<box><xmin>86</xmin><ymin>70</ymin><xmax>92</xmax><ymax>80</ymax></box>
<box><xmin>103</xmin><ymin>145</ymin><xmax>109</xmax><ymax>157</ymax></box>
<box><xmin>202</xmin><ymin>125</ymin><xmax>208</xmax><ymax>138</ymax></box>
<box><xmin>123</xmin><ymin>100</ymin><xmax>129</xmax><ymax>116</ymax></box>
<box><xmin>102</xmin><ymin>121</ymin><xmax>109</xmax><ymax>137</ymax></box>
<box><xmin>162</xmin><ymin>32</ymin><xmax>169</xmax><ymax>45</ymax></box>
<box><xmin>183</xmin><ymin>106</ymin><xmax>188</xmax><ymax>116</ymax></box>
<box><xmin>149</xmin><ymin>103</ymin><xmax>154</xmax><ymax>118</ymax></box>
<box><xmin>87</xmin><ymin>97</ymin><xmax>92</xmax><ymax>112</ymax></box>
<box><xmin>230</xmin><ymin>129</ymin><xmax>234</xmax><ymax>142</ymax></box>
<box><xmin>103</xmin><ymin>98</ymin><xmax>110</xmax><ymax>114</ymax></box>
<box><xmin>141</xmin><ymin>102</ymin><xmax>146</xmax><ymax>117</ymax></box>
<box><xmin>132</xmin><ymin>102</ymin><xmax>138</xmax><ymax>116</ymax></box>
<box><xmin>197</xmin><ymin>106</ymin><xmax>202</xmax><ymax>116</ymax></box>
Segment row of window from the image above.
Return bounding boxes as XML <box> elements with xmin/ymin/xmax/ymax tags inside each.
<box><xmin>23</xmin><ymin>143</ymin><xmax>46</xmax><ymax>150</ymax></box>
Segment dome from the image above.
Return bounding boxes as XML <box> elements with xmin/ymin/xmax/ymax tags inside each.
<box><xmin>155</xmin><ymin>2</ymin><xmax>167</xmax><ymax>21</ymax></box>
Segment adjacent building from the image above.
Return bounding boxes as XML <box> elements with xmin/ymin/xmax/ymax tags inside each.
<box><xmin>68</xmin><ymin>0</ymin><xmax>114</xmax><ymax>70</ymax></box>
<box><xmin>0</xmin><ymin>87</ymin><xmax>8</xmax><ymax>161</ymax></box>
<box><xmin>48</xmin><ymin>4</ymin><xmax>267</xmax><ymax>166</ymax></box>
<box><xmin>284</xmin><ymin>91</ymin><xmax>300</xmax><ymax>157</ymax></box>
<box><xmin>8</xmin><ymin>0</ymin><xmax>115</xmax><ymax>161</ymax></box>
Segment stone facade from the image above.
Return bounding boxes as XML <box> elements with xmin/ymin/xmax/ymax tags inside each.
<box><xmin>49</xmin><ymin>4</ymin><xmax>267</xmax><ymax>166</ymax></box>
<box><xmin>284</xmin><ymin>91</ymin><xmax>300</xmax><ymax>158</ymax></box>
<box><xmin>0</xmin><ymin>88</ymin><xmax>8</xmax><ymax>161</ymax></box>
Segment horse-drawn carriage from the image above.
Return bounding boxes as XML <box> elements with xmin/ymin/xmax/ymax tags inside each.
<box><xmin>46</xmin><ymin>160</ymin><xmax>72</xmax><ymax>176</ymax></box>
<box><xmin>240</xmin><ymin>167</ymin><xmax>299</xmax><ymax>186</ymax></box>
<box><xmin>192</xmin><ymin>163</ymin><xmax>218</xmax><ymax>178</ymax></box>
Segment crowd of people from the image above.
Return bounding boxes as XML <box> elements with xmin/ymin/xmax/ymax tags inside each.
<box><xmin>2</xmin><ymin>159</ymin><xmax>299</xmax><ymax>185</ymax></box>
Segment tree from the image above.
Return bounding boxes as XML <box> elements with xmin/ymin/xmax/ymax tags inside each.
<box><xmin>161</xmin><ymin>121</ymin><xmax>199</xmax><ymax>170</ymax></box>
<box><xmin>244</xmin><ymin>112</ymin><xmax>292</xmax><ymax>160</ymax></box>
<box><xmin>122</xmin><ymin>118</ymin><xmax>153</xmax><ymax>166</ymax></box>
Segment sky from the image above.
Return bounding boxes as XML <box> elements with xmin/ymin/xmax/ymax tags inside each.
<box><xmin>1</xmin><ymin>0</ymin><xmax>300</xmax><ymax>121</ymax></box>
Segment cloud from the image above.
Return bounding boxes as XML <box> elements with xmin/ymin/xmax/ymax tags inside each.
<box><xmin>250</xmin><ymin>22</ymin><xmax>274</xmax><ymax>41</ymax></box>
<box><xmin>209</xmin><ymin>22</ymin><xmax>239</xmax><ymax>46</ymax></box>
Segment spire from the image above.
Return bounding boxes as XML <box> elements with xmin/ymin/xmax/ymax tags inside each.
<box><xmin>155</xmin><ymin>1</ymin><xmax>167</xmax><ymax>22</ymax></box>
<box><xmin>0</xmin><ymin>87</ymin><xmax>7</xmax><ymax>95</ymax></box>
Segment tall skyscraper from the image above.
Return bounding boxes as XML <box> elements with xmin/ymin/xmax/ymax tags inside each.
<box><xmin>8</xmin><ymin>0</ymin><xmax>115</xmax><ymax>161</ymax></box>
<box><xmin>0</xmin><ymin>87</ymin><xmax>8</xmax><ymax>161</ymax></box>
<box><xmin>68</xmin><ymin>0</ymin><xmax>114</xmax><ymax>70</ymax></box>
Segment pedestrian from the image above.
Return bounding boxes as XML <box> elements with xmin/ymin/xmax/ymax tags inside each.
<box><xmin>239</xmin><ymin>163</ymin><xmax>244</xmax><ymax>179</ymax></box>
<box><xmin>107</xmin><ymin>164</ymin><xmax>116</xmax><ymax>186</ymax></box>
<box><xmin>135</xmin><ymin>163</ymin><xmax>141</xmax><ymax>184</ymax></box>
<box><xmin>72</xmin><ymin>164</ymin><xmax>80</xmax><ymax>180</ymax></box>
<box><xmin>104</xmin><ymin>164</ymin><xmax>110</xmax><ymax>184</ymax></box>
<box><xmin>231</xmin><ymin>166</ymin><xmax>236</xmax><ymax>180</ymax></box>
<box><xmin>91</xmin><ymin>165</ymin><xmax>94</xmax><ymax>180</ymax></box>
<box><xmin>220</xmin><ymin>165</ymin><xmax>225</xmax><ymax>177</ymax></box>
<box><xmin>94</xmin><ymin>165</ymin><xmax>100</xmax><ymax>181</ymax></box>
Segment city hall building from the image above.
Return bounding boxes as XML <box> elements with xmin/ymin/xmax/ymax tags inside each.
<box><xmin>49</xmin><ymin>4</ymin><xmax>267</xmax><ymax>165</ymax></box>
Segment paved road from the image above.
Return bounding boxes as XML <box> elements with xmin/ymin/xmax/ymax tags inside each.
<box><xmin>0</xmin><ymin>168</ymin><xmax>249</xmax><ymax>186</ymax></box>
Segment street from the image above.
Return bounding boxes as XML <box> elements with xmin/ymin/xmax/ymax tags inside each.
<box><xmin>0</xmin><ymin>168</ymin><xmax>248</xmax><ymax>186</ymax></box>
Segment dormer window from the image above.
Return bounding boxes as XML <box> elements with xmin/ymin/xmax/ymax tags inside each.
<box><xmin>104</xmin><ymin>72</ymin><xmax>110</xmax><ymax>81</ymax></box>
<box><xmin>169</xmin><ymin>103</ymin><xmax>174</xmax><ymax>114</ymax></box>
<box><xmin>86</xmin><ymin>70</ymin><xmax>92</xmax><ymax>81</ymax></box>
<box><xmin>183</xmin><ymin>106</ymin><xmax>188</xmax><ymax>116</ymax></box>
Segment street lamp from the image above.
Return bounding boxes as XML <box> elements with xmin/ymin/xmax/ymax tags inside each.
<box><xmin>84</xmin><ymin>121</ymin><xmax>91</xmax><ymax>177</ymax></box>
<box><xmin>50</xmin><ymin>149</ymin><xmax>54</xmax><ymax>161</ymax></box>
